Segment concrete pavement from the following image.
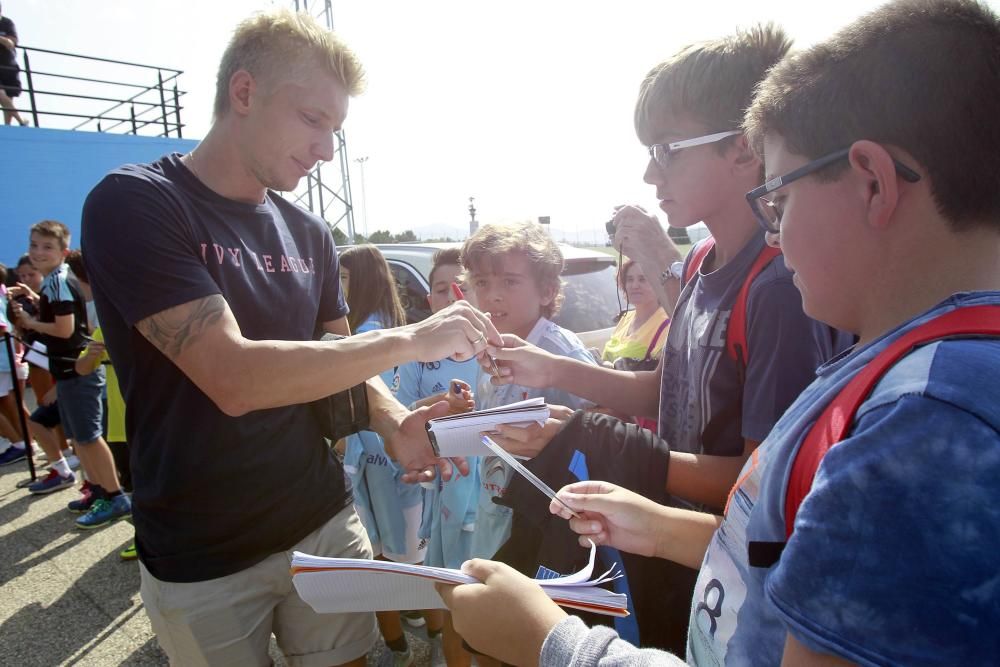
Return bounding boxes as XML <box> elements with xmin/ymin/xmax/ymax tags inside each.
<box><xmin>0</xmin><ymin>456</ymin><xmax>432</xmax><ymax>666</ymax></box>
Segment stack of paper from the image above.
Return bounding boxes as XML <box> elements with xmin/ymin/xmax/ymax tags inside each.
<box><xmin>291</xmin><ymin>541</ymin><xmax>628</xmax><ymax>618</ymax></box>
<box><xmin>425</xmin><ymin>397</ymin><xmax>549</xmax><ymax>457</ymax></box>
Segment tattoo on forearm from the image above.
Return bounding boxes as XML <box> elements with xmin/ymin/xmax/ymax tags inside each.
<box><xmin>137</xmin><ymin>295</ymin><xmax>226</xmax><ymax>359</ymax></box>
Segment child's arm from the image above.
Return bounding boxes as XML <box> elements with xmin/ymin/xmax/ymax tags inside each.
<box><xmin>489</xmin><ymin>335</ymin><xmax>662</xmax><ymax>418</ymax></box>
<box><xmin>16</xmin><ymin>310</ymin><xmax>74</xmax><ymax>339</ymax></box>
<box><xmin>410</xmin><ymin>381</ymin><xmax>475</xmax><ymax>414</ymax></box>
<box><xmin>75</xmin><ymin>340</ymin><xmax>106</xmax><ymax>376</ymax></box>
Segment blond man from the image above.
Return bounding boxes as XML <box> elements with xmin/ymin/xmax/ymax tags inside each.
<box><xmin>81</xmin><ymin>9</ymin><xmax>499</xmax><ymax>666</ymax></box>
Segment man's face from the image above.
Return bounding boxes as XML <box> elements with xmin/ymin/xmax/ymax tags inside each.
<box><xmin>28</xmin><ymin>232</ymin><xmax>67</xmax><ymax>275</ymax></box>
<box><xmin>640</xmin><ymin>111</ymin><xmax>755</xmax><ymax>229</ymax></box>
<box><xmin>240</xmin><ymin>65</ymin><xmax>350</xmax><ymax>194</ymax></box>
<box><xmin>470</xmin><ymin>251</ymin><xmax>553</xmax><ymax>339</ymax></box>
<box><xmin>762</xmin><ymin>134</ymin><xmax>862</xmax><ymax>330</ymax></box>
<box><xmin>16</xmin><ymin>263</ymin><xmax>42</xmax><ymax>291</ymax></box>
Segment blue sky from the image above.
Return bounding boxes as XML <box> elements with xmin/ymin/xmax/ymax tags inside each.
<box><xmin>8</xmin><ymin>0</ymin><xmax>995</xmax><ymax>240</ymax></box>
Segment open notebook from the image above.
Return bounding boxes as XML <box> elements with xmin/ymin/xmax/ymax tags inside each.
<box><xmin>425</xmin><ymin>397</ymin><xmax>549</xmax><ymax>457</ymax></box>
<box><xmin>291</xmin><ymin>541</ymin><xmax>628</xmax><ymax>618</ymax></box>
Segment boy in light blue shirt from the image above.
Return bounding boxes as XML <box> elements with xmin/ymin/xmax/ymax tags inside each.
<box><xmin>461</xmin><ymin>222</ymin><xmax>595</xmax><ymax>562</ymax></box>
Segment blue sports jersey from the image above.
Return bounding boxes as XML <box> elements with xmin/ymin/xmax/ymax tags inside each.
<box><xmin>393</xmin><ymin>356</ymin><xmax>481</xmax><ymax>568</ymax></box>
<box><xmin>471</xmin><ymin>317</ymin><xmax>597</xmax><ymax>560</ymax></box>
<box><xmin>689</xmin><ymin>291</ymin><xmax>1000</xmax><ymax>666</ymax></box>
<box><xmin>344</xmin><ymin>315</ymin><xmax>422</xmax><ymax>559</ymax></box>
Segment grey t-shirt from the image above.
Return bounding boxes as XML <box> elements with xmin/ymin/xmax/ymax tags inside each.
<box><xmin>658</xmin><ymin>233</ymin><xmax>852</xmax><ymax>458</ymax></box>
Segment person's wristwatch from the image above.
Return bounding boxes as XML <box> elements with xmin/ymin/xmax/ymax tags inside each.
<box><xmin>660</xmin><ymin>261</ymin><xmax>684</xmax><ymax>285</ymax></box>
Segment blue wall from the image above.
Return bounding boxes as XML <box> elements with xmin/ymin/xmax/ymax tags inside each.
<box><xmin>0</xmin><ymin>126</ymin><xmax>196</xmax><ymax>266</ymax></box>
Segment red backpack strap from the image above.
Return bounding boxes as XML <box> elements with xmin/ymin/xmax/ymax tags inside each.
<box><xmin>642</xmin><ymin>317</ymin><xmax>671</xmax><ymax>361</ymax></box>
<box><xmin>726</xmin><ymin>244</ymin><xmax>782</xmax><ymax>368</ymax></box>
<box><xmin>784</xmin><ymin>304</ymin><xmax>1000</xmax><ymax>539</ymax></box>
<box><xmin>683</xmin><ymin>237</ymin><xmax>715</xmax><ymax>286</ymax></box>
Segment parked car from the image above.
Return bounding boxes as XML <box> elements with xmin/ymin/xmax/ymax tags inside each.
<box><xmin>366</xmin><ymin>243</ymin><xmax>620</xmax><ymax>351</ymax></box>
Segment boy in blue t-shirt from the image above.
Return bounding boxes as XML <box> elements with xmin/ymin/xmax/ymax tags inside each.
<box><xmin>13</xmin><ymin>223</ymin><xmax>130</xmax><ymax>531</ymax></box>
<box><xmin>392</xmin><ymin>247</ymin><xmax>480</xmax><ymax>667</ymax></box>
<box><xmin>435</xmin><ymin>3</ymin><xmax>1000</xmax><ymax>666</ymax></box>
<box><xmin>460</xmin><ymin>222</ymin><xmax>595</xmax><ymax>563</ymax></box>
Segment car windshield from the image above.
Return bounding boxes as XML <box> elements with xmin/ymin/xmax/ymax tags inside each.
<box><xmin>552</xmin><ymin>261</ymin><xmax>621</xmax><ymax>333</ymax></box>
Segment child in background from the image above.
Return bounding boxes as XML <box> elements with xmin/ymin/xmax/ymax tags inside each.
<box><xmin>0</xmin><ymin>265</ymin><xmax>31</xmax><ymax>465</ymax></box>
<box><xmin>75</xmin><ymin>328</ymin><xmax>135</xmax><ymax>559</ymax></box>
<box><xmin>340</xmin><ymin>244</ymin><xmax>423</xmax><ymax>667</ymax></box>
<box><xmin>392</xmin><ymin>247</ymin><xmax>479</xmax><ymax>667</ymax></box>
<box><xmin>12</xmin><ymin>223</ymin><xmax>129</xmax><ymax>529</ymax></box>
<box><xmin>460</xmin><ymin>222</ymin><xmax>596</xmax><ymax>564</ymax></box>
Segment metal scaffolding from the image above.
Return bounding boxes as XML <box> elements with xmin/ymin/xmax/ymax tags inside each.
<box><xmin>289</xmin><ymin>0</ymin><xmax>356</xmax><ymax>242</ymax></box>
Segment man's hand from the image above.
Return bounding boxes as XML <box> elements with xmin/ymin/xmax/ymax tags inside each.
<box><xmin>385</xmin><ymin>400</ymin><xmax>470</xmax><ymax>484</ymax></box>
<box><xmin>481</xmin><ymin>334</ymin><xmax>560</xmax><ymax>389</ymax></box>
<box><xmin>488</xmin><ymin>405</ymin><xmax>575</xmax><ymax>458</ymax></box>
<box><xmin>406</xmin><ymin>301</ymin><xmax>502</xmax><ymax>364</ymax></box>
<box><xmin>80</xmin><ymin>340</ymin><xmax>106</xmax><ymax>361</ymax></box>
<box><xmin>436</xmin><ymin>559</ymin><xmax>568</xmax><ymax>666</ymax></box>
<box><xmin>550</xmin><ymin>480</ymin><xmax>669</xmax><ymax>557</ymax></box>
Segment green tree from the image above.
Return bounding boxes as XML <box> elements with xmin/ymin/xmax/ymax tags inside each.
<box><xmin>367</xmin><ymin>229</ymin><xmax>394</xmax><ymax>244</ymax></box>
<box><xmin>394</xmin><ymin>230</ymin><xmax>418</xmax><ymax>243</ymax></box>
<box><xmin>332</xmin><ymin>226</ymin><xmax>349</xmax><ymax>246</ymax></box>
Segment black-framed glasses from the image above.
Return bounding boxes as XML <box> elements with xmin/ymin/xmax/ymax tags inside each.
<box><xmin>746</xmin><ymin>147</ymin><xmax>922</xmax><ymax>234</ymax></box>
<box><xmin>648</xmin><ymin>130</ymin><xmax>742</xmax><ymax>170</ymax></box>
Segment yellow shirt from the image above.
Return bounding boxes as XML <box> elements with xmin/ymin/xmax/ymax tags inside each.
<box><xmin>80</xmin><ymin>328</ymin><xmax>126</xmax><ymax>443</ymax></box>
<box><xmin>601</xmin><ymin>308</ymin><xmax>670</xmax><ymax>363</ymax></box>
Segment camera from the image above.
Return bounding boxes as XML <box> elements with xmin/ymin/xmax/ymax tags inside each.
<box><xmin>605</xmin><ymin>218</ymin><xmax>617</xmax><ymax>239</ymax></box>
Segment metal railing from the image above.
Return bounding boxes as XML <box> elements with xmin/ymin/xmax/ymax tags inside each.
<box><xmin>0</xmin><ymin>45</ymin><xmax>185</xmax><ymax>137</ymax></box>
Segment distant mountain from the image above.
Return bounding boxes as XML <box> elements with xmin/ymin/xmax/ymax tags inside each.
<box><xmin>411</xmin><ymin>223</ymin><xmax>471</xmax><ymax>241</ymax></box>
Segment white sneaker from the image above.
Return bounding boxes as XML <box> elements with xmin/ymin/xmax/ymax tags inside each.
<box><xmin>0</xmin><ymin>438</ymin><xmax>11</xmax><ymax>455</ymax></box>
<box><xmin>400</xmin><ymin>610</ymin><xmax>426</xmax><ymax>628</ymax></box>
<box><xmin>65</xmin><ymin>454</ymin><xmax>80</xmax><ymax>470</ymax></box>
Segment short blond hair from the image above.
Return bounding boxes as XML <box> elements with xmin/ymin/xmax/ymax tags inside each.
<box><xmin>461</xmin><ymin>222</ymin><xmax>565</xmax><ymax>319</ymax></box>
<box><xmin>214</xmin><ymin>8</ymin><xmax>366</xmax><ymax>119</ymax></box>
<box><xmin>634</xmin><ymin>24</ymin><xmax>791</xmax><ymax>145</ymax></box>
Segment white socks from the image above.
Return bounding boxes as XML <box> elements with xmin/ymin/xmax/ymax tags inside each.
<box><xmin>51</xmin><ymin>457</ymin><xmax>72</xmax><ymax>477</ymax></box>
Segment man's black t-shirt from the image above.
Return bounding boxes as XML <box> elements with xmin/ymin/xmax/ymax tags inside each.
<box><xmin>81</xmin><ymin>153</ymin><xmax>351</xmax><ymax>583</ymax></box>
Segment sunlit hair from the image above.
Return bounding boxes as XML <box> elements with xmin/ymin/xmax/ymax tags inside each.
<box><xmin>213</xmin><ymin>8</ymin><xmax>366</xmax><ymax>120</ymax></box>
<box><xmin>30</xmin><ymin>220</ymin><xmax>71</xmax><ymax>251</ymax></box>
<box><xmin>745</xmin><ymin>0</ymin><xmax>1000</xmax><ymax>232</ymax></box>
<box><xmin>339</xmin><ymin>245</ymin><xmax>406</xmax><ymax>333</ymax></box>
<box><xmin>460</xmin><ymin>222</ymin><xmax>565</xmax><ymax>319</ymax></box>
<box><xmin>634</xmin><ymin>24</ymin><xmax>791</xmax><ymax>146</ymax></box>
<box><xmin>429</xmin><ymin>247</ymin><xmax>463</xmax><ymax>287</ymax></box>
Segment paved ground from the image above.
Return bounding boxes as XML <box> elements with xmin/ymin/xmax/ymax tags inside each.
<box><xmin>0</xmin><ymin>455</ymin><xmax>432</xmax><ymax>666</ymax></box>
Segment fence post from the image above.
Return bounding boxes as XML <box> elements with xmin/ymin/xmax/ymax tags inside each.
<box><xmin>130</xmin><ymin>104</ymin><xmax>137</xmax><ymax>134</ymax></box>
<box><xmin>21</xmin><ymin>49</ymin><xmax>40</xmax><ymax>127</ymax></box>
<box><xmin>157</xmin><ymin>69</ymin><xmax>169</xmax><ymax>136</ymax></box>
<box><xmin>173</xmin><ymin>83</ymin><xmax>182</xmax><ymax>138</ymax></box>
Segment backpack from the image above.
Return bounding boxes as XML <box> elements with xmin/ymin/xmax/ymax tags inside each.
<box><xmin>747</xmin><ymin>304</ymin><xmax>1000</xmax><ymax>567</ymax></box>
<box><xmin>684</xmin><ymin>237</ymin><xmax>782</xmax><ymax>378</ymax></box>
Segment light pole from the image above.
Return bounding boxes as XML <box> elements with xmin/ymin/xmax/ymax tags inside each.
<box><xmin>354</xmin><ymin>156</ymin><xmax>369</xmax><ymax>239</ymax></box>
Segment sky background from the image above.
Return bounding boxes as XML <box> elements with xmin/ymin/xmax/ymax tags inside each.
<box><xmin>8</xmin><ymin>0</ymin><xmax>998</xmax><ymax>242</ymax></box>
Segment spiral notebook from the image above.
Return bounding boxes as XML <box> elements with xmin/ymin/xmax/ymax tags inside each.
<box><xmin>425</xmin><ymin>397</ymin><xmax>549</xmax><ymax>457</ymax></box>
<box><xmin>291</xmin><ymin>540</ymin><xmax>628</xmax><ymax>617</ymax></box>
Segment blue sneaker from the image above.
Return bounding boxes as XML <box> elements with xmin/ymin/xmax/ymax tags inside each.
<box><xmin>28</xmin><ymin>469</ymin><xmax>76</xmax><ymax>494</ymax></box>
<box><xmin>0</xmin><ymin>446</ymin><xmax>27</xmax><ymax>466</ymax></box>
<box><xmin>76</xmin><ymin>494</ymin><xmax>132</xmax><ymax>530</ymax></box>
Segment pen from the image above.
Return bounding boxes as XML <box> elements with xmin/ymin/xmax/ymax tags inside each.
<box><xmin>450</xmin><ymin>283</ymin><xmax>502</xmax><ymax>379</ymax></box>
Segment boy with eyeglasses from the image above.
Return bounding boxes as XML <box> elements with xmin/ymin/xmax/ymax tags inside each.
<box><xmin>439</xmin><ymin>1</ymin><xmax>1000</xmax><ymax>665</ymax></box>
<box><xmin>480</xmin><ymin>24</ymin><xmax>850</xmax><ymax>653</ymax></box>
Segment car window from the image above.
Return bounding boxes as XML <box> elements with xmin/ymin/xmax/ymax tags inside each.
<box><xmin>389</xmin><ymin>262</ymin><xmax>432</xmax><ymax>324</ymax></box>
<box><xmin>552</xmin><ymin>261</ymin><xmax>620</xmax><ymax>333</ymax></box>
